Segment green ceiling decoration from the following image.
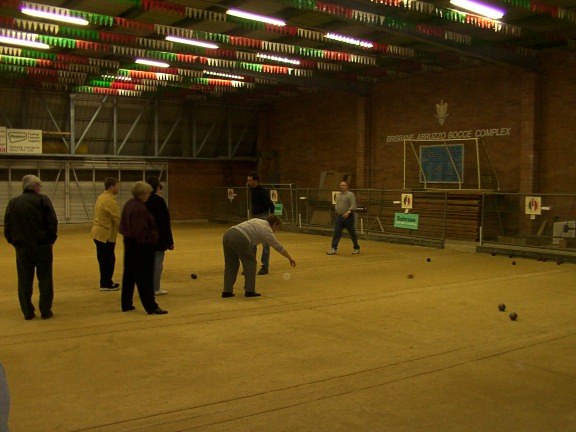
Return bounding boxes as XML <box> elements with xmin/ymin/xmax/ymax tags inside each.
<box><xmin>37</xmin><ymin>35</ymin><xmax>76</xmax><ymax>49</ymax></box>
<box><xmin>59</xmin><ymin>27</ymin><xmax>100</xmax><ymax>41</ymax></box>
<box><xmin>21</xmin><ymin>49</ymin><xmax>57</xmax><ymax>60</ymax></box>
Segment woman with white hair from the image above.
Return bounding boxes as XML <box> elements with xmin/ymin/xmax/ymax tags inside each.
<box><xmin>119</xmin><ymin>181</ymin><xmax>167</xmax><ymax>315</ymax></box>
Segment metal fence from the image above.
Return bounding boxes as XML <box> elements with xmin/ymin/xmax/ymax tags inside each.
<box><xmin>211</xmin><ymin>187</ymin><xmax>576</xmax><ymax>259</ymax></box>
<box><xmin>478</xmin><ymin>192</ymin><xmax>576</xmax><ymax>260</ymax></box>
<box><xmin>211</xmin><ymin>186</ymin><xmax>451</xmax><ymax>248</ymax></box>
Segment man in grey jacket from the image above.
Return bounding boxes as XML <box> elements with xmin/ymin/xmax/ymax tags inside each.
<box><xmin>326</xmin><ymin>181</ymin><xmax>360</xmax><ymax>255</ymax></box>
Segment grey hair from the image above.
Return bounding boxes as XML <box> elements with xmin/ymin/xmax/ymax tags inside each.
<box><xmin>22</xmin><ymin>175</ymin><xmax>42</xmax><ymax>191</ymax></box>
<box><xmin>131</xmin><ymin>181</ymin><xmax>152</xmax><ymax>198</ymax></box>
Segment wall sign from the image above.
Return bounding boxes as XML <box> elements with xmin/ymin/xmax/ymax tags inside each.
<box><xmin>394</xmin><ymin>213</ymin><xmax>419</xmax><ymax>229</ymax></box>
<box><xmin>6</xmin><ymin>129</ymin><xmax>43</xmax><ymax>154</ymax></box>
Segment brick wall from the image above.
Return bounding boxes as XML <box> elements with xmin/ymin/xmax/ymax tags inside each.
<box><xmin>168</xmin><ymin>160</ymin><xmax>254</xmax><ymax>220</ymax></box>
<box><xmin>261</xmin><ymin>53</ymin><xmax>574</xmax><ymax>195</ymax></box>
<box><xmin>538</xmin><ymin>50</ymin><xmax>576</xmax><ymax>193</ymax></box>
<box><xmin>371</xmin><ymin>65</ymin><xmax>529</xmax><ymax>191</ymax></box>
<box><xmin>168</xmin><ymin>51</ymin><xmax>574</xmax><ymax>220</ymax></box>
<box><xmin>259</xmin><ymin>92</ymin><xmax>368</xmax><ymax>188</ymax></box>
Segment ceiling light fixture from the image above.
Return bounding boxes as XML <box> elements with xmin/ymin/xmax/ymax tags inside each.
<box><xmin>166</xmin><ymin>36</ymin><xmax>219</xmax><ymax>49</ymax></box>
<box><xmin>325</xmin><ymin>33</ymin><xmax>373</xmax><ymax>48</ymax></box>
<box><xmin>21</xmin><ymin>7</ymin><xmax>89</xmax><ymax>25</ymax></box>
<box><xmin>257</xmin><ymin>53</ymin><xmax>300</xmax><ymax>65</ymax></box>
<box><xmin>102</xmin><ymin>74</ymin><xmax>132</xmax><ymax>81</ymax></box>
<box><xmin>0</xmin><ymin>35</ymin><xmax>50</xmax><ymax>49</ymax></box>
<box><xmin>135</xmin><ymin>59</ymin><xmax>170</xmax><ymax>68</ymax></box>
<box><xmin>203</xmin><ymin>70</ymin><xmax>244</xmax><ymax>80</ymax></box>
<box><xmin>226</xmin><ymin>9</ymin><xmax>286</xmax><ymax>26</ymax></box>
<box><xmin>449</xmin><ymin>0</ymin><xmax>504</xmax><ymax>19</ymax></box>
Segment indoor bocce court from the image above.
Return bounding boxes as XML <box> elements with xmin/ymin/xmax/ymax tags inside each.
<box><xmin>1</xmin><ymin>222</ymin><xmax>576</xmax><ymax>431</ymax></box>
<box><xmin>2</xmin><ymin>0</ymin><xmax>576</xmax><ymax>430</ymax></box>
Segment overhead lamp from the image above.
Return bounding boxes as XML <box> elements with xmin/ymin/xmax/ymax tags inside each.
<box><xmin>325</xmin><ymin>33</ymin><xmax>373</xmax><ymax>48</ymax></box>
<box><xmin>257</xmin><ymin>53</ymin><xmax>300</xmax><ymax>65</ymax></box>
<box><xmin>166</xmin><ymin>36</ymin><xmax>219</xmax><ymax>49</ymax></box>
<box><xmin>0</xmin><ymin>35</ymin><xmax>50</xmax><ymax>49</ymax></box>
<box><xmin>203</xmin><ymin>70</ymin><xmax>244</xmax><ymax>80</ymax></box>
<box><xmin>21</xmin><ymin>7</ymin><xmax>89</xmax><ymax>25</ymax></box>
<box><xmin>226</xmin><ymin>9</ymin><xmax>286</xmax><ymax>26</ymax></box>
<box><xmin>102</xmin><ymin>74</ymin><xmax>132</xmax><ymax>81</ymax></box>
<box><xmin>135</xmin><ymin>58</ymin><xmax>170</xmax><ymax>68</ymax></box>
<box><xmin>449</xmin><ymin>0</ymin><xmax>504</xmax><ymax>19</ymax></box>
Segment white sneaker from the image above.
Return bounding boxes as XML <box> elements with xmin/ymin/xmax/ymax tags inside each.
<box><xmin>352</xmin><ymin>249</ymin><xmax>360</xmax><ymax>254</ymax></box>
<box><xmin>326</xmin><ymin>248</ymin><xmax>337</xmax><ymax>255</ymax></box>
<box><xmin>155</xmin><ymin>289</ymin><xmax>168</xmax><ymax>295</ymax></box>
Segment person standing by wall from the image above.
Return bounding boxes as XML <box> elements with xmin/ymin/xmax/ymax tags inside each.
<box><xmin>326</xmin><ymin>181</ymin><xmax>360</xmax><ymax>255</ymax></box>
<box><xmin>145</xmin><ymin>176</ymin><xmax>174</xmax><ymax>296</ymax></box>
<box><xmin>4</xmin><ymin>175</ymin><xmax>58</xmax><ymax>320</ymax></box>
<box><xmin>247</xmin><ymin>171</ymin><xmax>276</xmax><ymax>275</ymax></box>
<box><xmin>119</xmin><ymin>181</ymin><xmax>167</xmax><ymax>315</ymax></box>
<box><xmin>222</xmin><ymin>214</ymin><xmax>296</xmax><ymax>298</ymax></box>
<box><xmin>91</xmin><ymin>177</ymin><xmax>121</xmax><ymax>291</ymax></box>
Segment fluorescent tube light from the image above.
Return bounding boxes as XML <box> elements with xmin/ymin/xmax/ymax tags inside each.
<box><xmin>257</xmin><ymin>53</ymin><xmax>301</xmax><ymax>65</ymax></box>
<box><xmin>449</xmin><ymin>0</ymin><xmax>504</xmax><ymax>19</ymax></box>
<box><xmin>166</xmin><ymin>36</ymin><xmax>219</xmax><ymax>49</ymax></box>
<box><xmin>21</xmin><ymin>8</ymin><xmax>89</xmax><ymax>25</ymax></box>
<box><xmin>135</xmin><ymin>59</ymin><xmax>170</xmax><ymax>68</ymax></box>
<box><xmin>226</xmin><ymin>9</ymin><xmax>286</xmax><ymax>26</ymax></box>
<box><xmin>203</xmin><ymin>70</ymin><xmax>244</xmax><ymax>80</ymax></box>
<box><xmin>102</xmin><ymin>74</ymin><xmax>132</xmax><ymax>81</ymax></box>
<box><xmin>0</xmin><ymin>36</ymin><xmax>50</xmax><ymax>49</ymax></box>
<box><xmin>325</xmin><ymin>33</ymin><xmax>373</xmax><ymax>48</ymax></box>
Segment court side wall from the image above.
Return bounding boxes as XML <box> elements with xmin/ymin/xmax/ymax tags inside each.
<box><xmin>260</xmin><ymin>52</ymin><xmax>573</xmax><ymax>194</ymax></box>
<box><xmin>538</xmin><ymin>50</ymin><xmax>576</xmax><ymax>194</ymax></box>
<box><xmin>258</xmin><ymin>91</ymin><xmax>369</xmax><ymax>188</ymax></box>
<box><xmin>168</xmin><ymin>160</ymin><xmax>254</xmax><ymax>220</ymax></box>
<box><xmin>372</xmin><ymin>64</ymin><xmax>527</xmax><ymax>191</ymax></box>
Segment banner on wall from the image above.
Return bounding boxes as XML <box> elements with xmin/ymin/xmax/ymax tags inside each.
<box><xmin>6</xmin><ymin>129</ymin><xmax>43</xmax><ymax>154</ymax></box>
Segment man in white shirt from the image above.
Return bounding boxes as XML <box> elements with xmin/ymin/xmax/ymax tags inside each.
<box><xmin>222</xmin><ymin>214</ymin><xmax>296</xmax><ymax>298</ymax></box>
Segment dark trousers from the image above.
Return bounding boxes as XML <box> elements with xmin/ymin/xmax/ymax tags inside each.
<box><xmin>331</xmin><ymin>214</ymin><xmax>360</xmax><ymax>250</ymax></box>
<box><xmin>121</xmin><ymin>239</ymin><xmax>158</xmax><ymax>313</ymax></box>
<box><xmin>15</xmin><ymin>244</ymin><xmax>54</xmax><ymax>318</ymax></box>
<box><xmin>94</xmin><ymin>240</ymin><xmax>116</xmax><ymax>287</ymax></box>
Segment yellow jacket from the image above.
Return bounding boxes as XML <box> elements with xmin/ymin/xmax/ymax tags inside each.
<box><xmin>90</xmin><ymin>191</ymin><xmax>120</xmax><ymax>243</ymax></box>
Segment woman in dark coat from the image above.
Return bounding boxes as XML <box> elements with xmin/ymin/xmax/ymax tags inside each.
<box><xmin>119</xmin><ymin>181</ymin><xmax>167</xmax><ymax>315</ymax></box>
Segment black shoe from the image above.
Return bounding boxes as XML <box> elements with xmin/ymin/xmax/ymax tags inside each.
<box><xmin>148</xmin><ymin>307</ymin><xmax>168</xmax><ymax>315</ymax></box>
<box><xmin>122</xmin><ymin>306</ymin><xmax>135</xmax><ymax>312</ymax></box>
<box><xmin>221</xmin><ymin>292</ymin><xmax>235</xmax><ymax>298</ymax></box>
<box><xmin>24</xmin><ymin>313</ymin><xmax>36</xmax><ymax>320</ymax></box>
<box><xmin>41</xmin><ymin>311</ymin><xmax>53</xmax><ymax>320</ymax></box>
<box><xmin>245</xmin><ymin>291</ymin><xmax>261</xmax><ymax>297</ymax></box>
<box><xmin>100</xmin><ymin>284</ymin><xmax>119</xmax><ymax>291</ymax></box>
<box><xmin>257</xmin><ymin>267</ymin><xmax>269</xmax><ymax>275</ymax></box>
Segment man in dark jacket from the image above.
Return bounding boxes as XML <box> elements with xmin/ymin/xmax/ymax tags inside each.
<box><xmin>4</xmin><ymin>175</ymin><xmax>58</xmax><ymax>320</ymax></box>
<box><xmin>145</xmin><ymin>176</ymin><xmax>174</xmax><ymax>295</ymax></box>
<box><xmin>247</xmin><ymin>171</ymin><xmax>276</xmax><ymax>275</ymax></box>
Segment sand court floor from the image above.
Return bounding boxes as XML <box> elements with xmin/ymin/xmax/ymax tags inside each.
<box><xmin>1</xmin><ymin>222</ymin><xmax>575</xmax><ymax>431</ymax></box>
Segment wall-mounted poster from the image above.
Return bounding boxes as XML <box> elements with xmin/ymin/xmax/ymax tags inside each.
<box><xmin>6</xmin><ymin>129</ymin><xmax>42</xmax><ymax>154</ymax></box>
